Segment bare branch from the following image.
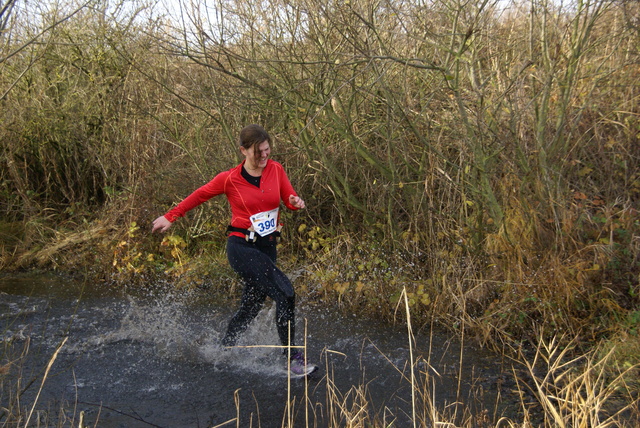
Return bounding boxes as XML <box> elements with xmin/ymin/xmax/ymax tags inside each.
<box><xmin>0</xmin><ymin>0</ymin><xmax>94</xmax><ymax>64</ymax></box>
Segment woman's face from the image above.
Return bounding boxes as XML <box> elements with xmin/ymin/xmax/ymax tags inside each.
<box><xmin>242</xmin><ymin>140</ymin><xmax>271</xmax><ymax>171</ymax></box>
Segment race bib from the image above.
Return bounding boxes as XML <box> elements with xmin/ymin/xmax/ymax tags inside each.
<box><xmin>249</xmin><ymin>207</ymin><xmax>279</xmax><ymax>237</ymax></box>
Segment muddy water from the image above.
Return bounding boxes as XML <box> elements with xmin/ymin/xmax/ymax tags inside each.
<box><xmin>1</xmin><ymin>273</ymin><xmax>517</xmax><ymax>427</ymax></box>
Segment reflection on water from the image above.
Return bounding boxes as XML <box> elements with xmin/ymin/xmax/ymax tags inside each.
<box><xmin>0</xmin><ymin>273</ymin><xmax>516</xmax><ymax>427</ymax></box>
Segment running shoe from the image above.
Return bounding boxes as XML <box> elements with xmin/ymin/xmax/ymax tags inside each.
<box><xmin>289</xmin><ymin>351</ymin><xmax>318</xmax><ymax>377</ymax></box>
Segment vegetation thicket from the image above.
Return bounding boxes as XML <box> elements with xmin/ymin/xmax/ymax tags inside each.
<box><xmin>1</xmin><ymin>0</ymin><xmax>639</xmax><ymax>363</ymax></box>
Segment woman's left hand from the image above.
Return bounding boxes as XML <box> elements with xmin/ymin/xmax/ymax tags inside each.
<box><xmin>289</xmin><ymin>195</ymin><xmax>305</xmax><ymax>209</ymax></box>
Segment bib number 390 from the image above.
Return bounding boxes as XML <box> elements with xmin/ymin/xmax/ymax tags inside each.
<box><xmin>250</xmin><ymin>207</ymin><xmax>279</xmax><ymax>237</ymax></box>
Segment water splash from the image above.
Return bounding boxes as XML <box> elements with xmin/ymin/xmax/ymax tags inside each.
<box><xmin>55</xmin><ymin>289</ymin><xmax>289</xmax><ymax>377</ymax></box>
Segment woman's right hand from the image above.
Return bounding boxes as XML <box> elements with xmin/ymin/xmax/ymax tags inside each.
<box><xmin>152</xmin><ymin>216</ymin><xmax>172</xmax><ymax>233</ymax></box>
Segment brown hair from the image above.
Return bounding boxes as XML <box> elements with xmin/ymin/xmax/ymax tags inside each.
<box><xmin>239</xmin><ymin>124</ymin><xmax>271</xmax><ymax>156</ymax></box>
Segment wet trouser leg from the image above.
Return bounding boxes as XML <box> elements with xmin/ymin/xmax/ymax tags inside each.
<box><xmin>222</xmin><ymin>236</ymin><xmax>295</xmax><ymax>348</ymax></box>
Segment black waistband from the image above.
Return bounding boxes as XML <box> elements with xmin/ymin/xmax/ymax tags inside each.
<box><xmin>227</xmin><ymin>225</ymin><xmax>281</xmax><ymax>243</ymax></box>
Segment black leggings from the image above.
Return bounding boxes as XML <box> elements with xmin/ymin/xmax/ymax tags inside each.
<box><xmin>222</xmin><ymin>236</ymin><xmax>296</xmax><ymax>348</ymax></box>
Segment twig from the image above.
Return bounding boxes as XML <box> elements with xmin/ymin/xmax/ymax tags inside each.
<box><xmin>24</xmin><ymin>336</ymin><xmax>68</xmax><ymax>427</ymax></box>
<box><xmin>78</xmin><ymin>401</ymin><xmax>166</xmax><ymax>427</ymax></box>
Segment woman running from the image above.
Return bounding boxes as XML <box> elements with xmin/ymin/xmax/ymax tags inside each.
<box><xmin>151</xmin><ymin>124</ymin><xmax>316</xmax><ymax>376</ymax></box>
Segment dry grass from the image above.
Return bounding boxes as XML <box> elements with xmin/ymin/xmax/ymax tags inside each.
<box><xmin>297</xmin><ymin>323</ymin><xmax>639</xmax><ymax>428</ymax></box>
<box><xmin>0</xmin><ymin>336</ymin><xmax>96</xmax><ymax>428</ymax></box>
<box><xmin>507</xmin><ymin>335</ymin><xmax>639</xmax><ymax>428</ymax></box>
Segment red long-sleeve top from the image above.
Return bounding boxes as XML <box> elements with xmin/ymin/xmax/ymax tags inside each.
<box><xmin>163</xmin><ymin>159</ymin><xmax>300</xmax><ymax>239</ymax></box>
